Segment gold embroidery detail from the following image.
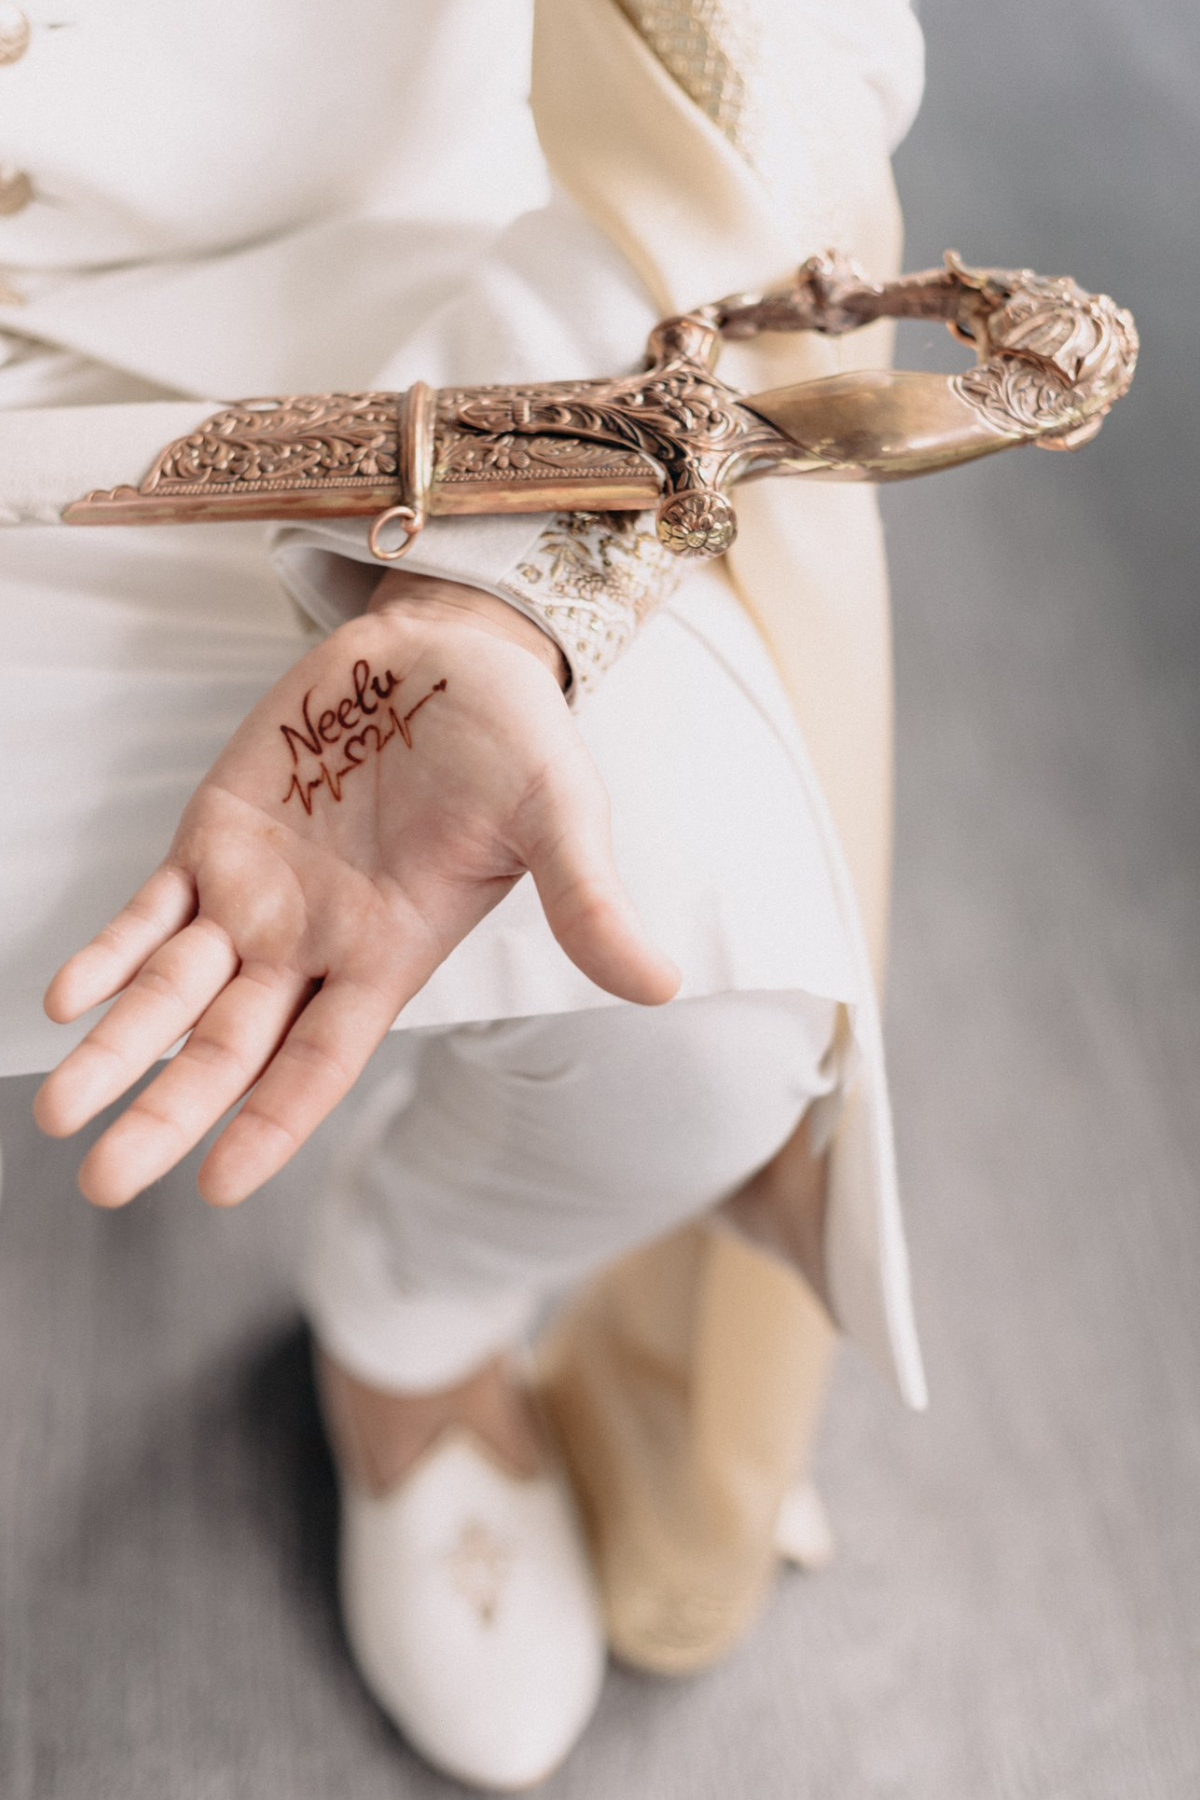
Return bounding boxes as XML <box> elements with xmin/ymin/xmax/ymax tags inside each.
<box><xmin>615</xmin><ymin>0</ymin><xmax>763</xmax><ymax>162</ymax></box>
<box><xmin>0</xmin><ymin>165</ymin><xmax>33</xmax><ymax>218</ymax></box>
<box><xmin>0</xmin><ymin>5</ymin><xmax>30</xmax><ymax>67</ymax></box>
<box><xmin>500</xmin><ymin>511</ymin><xmax>681</xmax><ymax>698</ymax></box>
<box><xmin>444</xmin><ymin>1517</ymin><xmax>514</xmax><ymax>1627</ymax></box>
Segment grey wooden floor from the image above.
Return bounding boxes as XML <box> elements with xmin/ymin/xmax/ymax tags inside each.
<box><xmin>3</xmin><ymin>3</ymin><xmax>1199</xmax><ymax>1795</ymax></box>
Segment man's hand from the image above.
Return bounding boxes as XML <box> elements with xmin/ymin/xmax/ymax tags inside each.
<box><xmin>33</xmin><ymin>574</ymin><xmax>679</xmax><ymax>1207</ymax></box>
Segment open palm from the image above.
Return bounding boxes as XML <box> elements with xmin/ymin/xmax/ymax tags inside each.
<box><xmin>34</xmin><ymin>593</ymin><xmax>678</xmax><ymax>1206</ymax></box>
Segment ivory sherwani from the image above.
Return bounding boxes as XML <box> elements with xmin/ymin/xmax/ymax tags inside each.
<box><xmin>0</xmin><ymin>0</ymin><xmax>926</xmax><ymax>1664</ymax></box>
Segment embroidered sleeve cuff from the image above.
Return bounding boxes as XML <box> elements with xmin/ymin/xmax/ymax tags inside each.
<box><xmin>269</xmin><ymin>507</ymin><xmax>682</xmax><ymax>707</ymax></box>
<box><xmin>495</xmin><ymin>509</ymin><xmax>682</xmax><ymax>700</ymax></box>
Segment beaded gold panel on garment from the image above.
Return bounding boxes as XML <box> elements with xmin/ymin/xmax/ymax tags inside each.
<box><xmin>614</xmin><ymin>0</ymin><xmax>762</xmax><ymax>161</ymax></box>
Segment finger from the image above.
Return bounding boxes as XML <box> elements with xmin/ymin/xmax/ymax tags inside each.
<box><xmin>34</xmin><ymin>917</ymin><xmax>239</xmax><ymax>1137</ymax></box>
<box><xmin>528</xmin><ymin>784</ymin><xmax>680</xmax><ymax>1007</ymax></box>
<box><xmin>198</xmin><ymin>975</ymin><xmax>402</xmax><ymax>1206</ymax></box>
<box><xmin>77</xmin><ymin>965</ymin><xmax>312</xmax><ymax>1208</ymax></box>
<box><xmin>44</xmin><ymin>865</ymin><xmax>197</xmax><ymax>1023</ymax></box>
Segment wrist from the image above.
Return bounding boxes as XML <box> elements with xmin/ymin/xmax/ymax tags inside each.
<box><xmin>369</xmin><ymin>571</ymin><xmax>569</xmax><ymax>691</ymax></box>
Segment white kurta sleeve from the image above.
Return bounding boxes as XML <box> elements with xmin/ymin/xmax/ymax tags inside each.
<box><xmin>269</xmin><ymin>188</ymin><xmax>682</xmax><ymax>702</ymax></box>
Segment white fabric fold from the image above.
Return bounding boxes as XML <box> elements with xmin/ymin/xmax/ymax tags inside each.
<box><xmin>0</xmin><ymin>401</ymin><xmax>214</xmax><ymax>525</ymax></box>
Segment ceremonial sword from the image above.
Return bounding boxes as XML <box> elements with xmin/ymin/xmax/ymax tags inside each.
<box><xmin>63</xmin><ymin>251</ymin><xmax>1138</xmax><ymax>562</ymax></box>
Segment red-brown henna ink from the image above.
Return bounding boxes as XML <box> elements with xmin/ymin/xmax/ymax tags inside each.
<box><xmin>279</xmin><ymin>660</ymin><xmax>447</xmax><ymax>815</ymax></box>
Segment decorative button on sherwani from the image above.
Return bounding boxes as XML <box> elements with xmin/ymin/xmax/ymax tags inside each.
<box><xmin>0</xmin><ymin>5</ymin><xmax>30</xmax><ymax>67</ymax></box>
<box><xmin>0</xmin><ymin>167</ymin><xmax>33</xmax><ymax>215</ymax></box>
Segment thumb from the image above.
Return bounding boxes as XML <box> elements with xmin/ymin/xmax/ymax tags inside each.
<box><xmin>526</xmin><ymin>768</ymin><xmax>681</xmax><ymax>1007</ymax></box>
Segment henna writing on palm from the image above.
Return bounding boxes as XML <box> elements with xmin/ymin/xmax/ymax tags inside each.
<box><xmin>278</xmin><ymin>656</ymin><xmax>448</xmax><ymax>815</ymax></box>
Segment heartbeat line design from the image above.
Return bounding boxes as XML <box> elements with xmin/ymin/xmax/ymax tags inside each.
<box><xmin>281</xmin><ymin>679</ymin><xmax>447</xmax><ymax>815</ymax></box>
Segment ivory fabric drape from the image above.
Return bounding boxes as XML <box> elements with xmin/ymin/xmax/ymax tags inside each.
<box><xmin>534</xmin><ymin>0</ymin><xmax>927</xmax><ymax>1670</ymax></box>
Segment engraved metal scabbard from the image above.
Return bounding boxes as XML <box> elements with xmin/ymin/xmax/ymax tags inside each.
<box><xmin>63</xmin><ymin>250</ymin><xmax>1138</xmax><ymax>561</ymax></box>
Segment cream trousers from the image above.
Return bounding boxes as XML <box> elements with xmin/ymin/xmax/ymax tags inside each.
<box><xmin>305</xmin><ymin>990</ymin><xmax>841</xmax><ymax>1392</ymax></box>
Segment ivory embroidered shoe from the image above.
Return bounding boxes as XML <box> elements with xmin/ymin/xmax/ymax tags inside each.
<box><xmin>338</xmin><ymin>1426</ymin><xmax>607</xmax><ymax>1791</ymax></box>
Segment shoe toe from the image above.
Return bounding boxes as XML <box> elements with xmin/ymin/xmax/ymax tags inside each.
<box><xmin>341</xmin><ymin>1430</ymin><xmax>605</xmax><ymax>1790</ymax></box>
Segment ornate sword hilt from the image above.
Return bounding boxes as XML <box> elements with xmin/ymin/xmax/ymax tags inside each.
<box><xmin>63</xmin><ymin>250</ymin><xmax>1138</xmax><ymax>559</ymax></box>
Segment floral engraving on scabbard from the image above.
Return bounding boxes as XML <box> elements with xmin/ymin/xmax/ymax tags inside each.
<box><xmin>138</xmin><ymin>393</ymin><xmax>400</xmax><ymax>495</ymax></box>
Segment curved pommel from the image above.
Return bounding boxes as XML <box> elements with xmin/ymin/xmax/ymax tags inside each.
<box><xmin>710</xmin><ymin>249</ymin><xmax>1139</xmax><ymax>467</ymax></box>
